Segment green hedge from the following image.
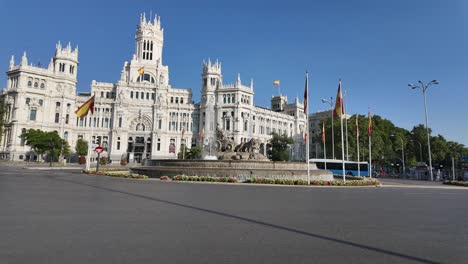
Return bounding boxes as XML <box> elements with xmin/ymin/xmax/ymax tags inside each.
<box><xmin>443</xmin><ymin>181</ymin><xmax>468</xmax><ymax>187</ymax></box>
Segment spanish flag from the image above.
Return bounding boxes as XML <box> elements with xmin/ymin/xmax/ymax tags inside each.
<box><xmin>333</xmin><ymin>80</ymin><xmax>344</xmax><ymax>118</ymax></box>
<box><xmin>272</xmin><ymin>80</ymin><xmax>280</xmax><ymax>86</ymax></box>
<box><xmin>138</xmin><ymin>67</ymin><xmax>145</xmax><ymax>76</ymax></box>
<box><xmin>198</xmin><ymin>127</ymin><xmax>204</xmax><ymax>142</ymax></box>
<box><xmin>75</xmin><ymin>95</ymin><xmax>95</xmax><ymax>118</ymax></box>
<box><xmin>368</xmin><ymin>112</ymin><xmax>373</xmax><ymax>137</ymax></box>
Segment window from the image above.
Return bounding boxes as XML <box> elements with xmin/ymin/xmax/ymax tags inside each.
<box><xmin>29</xmin><ymin>109</ymin><xmax>37</xmax><ymax>121</ymax></box>
<box><xmin>39</xmin><ymin>99</ymin><xmax>43</xmax><ymax>106</ymax></box>
<box><xmin>64</xmin><ymin>131</ymin><xmax>69</xmax><ymax>141</ymax></box>
<box><xmin>157</xmin><ymin>138</ymin><xmax>161</xmax><ymax>151</ymax></box>
<box><xmin>130</xmin><ymin>91</ymin><xmax>134</xmax><ymax>98</ymax></box>
<box><xmin>55</xmin><ymin>113</ymin><xmax>60</xmax><ymax>123</ymax></box>
<box><xmin>136</xmin><ymin>92</ymin><xmax>139</xmax><ymax>99</ymax></box>
<box><xmin>119</xmin><ymin>117</ymin><xmax>122</xmax><ymax>128</ymax></box>
<box><xmin>170</xmin><ymin>97</ymin><xmax>174</xmax><ymax>103</ymax></box>
<box><xmin>34</xmin><ymin>82</ymin><xmax>38</xmax><ymax>88</ymax></box>
<box><xmin>146</xmin><ymin>93</ymin><xmax>149</xmax><ymax>100</ymax></box>
<box><xmin>27</xmin><ymin>81</ymin><xmax>32</xmax><ymax>87</ymax></box>
<box><xmin>176</xmin><ymin>97</ymin><xmax>179</xmax><ymax>104</ymax></box>
<box><xmin>65</xmin><ymin>114</ymin><xmax>69</xmax><ymax>124</ymax></box>
<box><xmin>101</xmin><ymin>92</ymin><xmax>104</xmax><ymax>98</ymax></box>
<box><xmin>26</xmin><ymin>98</ymin><xmax>30</xmax><ymax>105</ymax></box>
<box><xmin>181</xmin><ymin>97</ymin><xmax>184</xmax><ymax>104</ymax></box>
<box><xmin>40</xmin><ymin>83</ymin><xmax>45</xmax><ymax>89</ymax></box>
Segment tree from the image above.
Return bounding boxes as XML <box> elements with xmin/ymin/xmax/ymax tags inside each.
<box><xmin>269</xmin><ymin>132</ymin><xmax>293</xmax><ymax>161</ymax></box>
<box><xmin>20</xmin><ymin>129</ymin><xmax>68</xmax><ymax>162</ymax></box>
<box><xmin>75</xmin><ymin>139</ymin><xmax>89</xmax><ymax>156</ymax></box>
<box><xmin>179</xmin><ymin>146</ymin><xmax>202</xmax><ymax>160</ymax></box>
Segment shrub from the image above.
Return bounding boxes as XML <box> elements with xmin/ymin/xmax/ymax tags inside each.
<box><xmin>99</xmin><ymin>157</ymin><xmax>108</xmax><ymax>165</ymax></box>
<box><xmin>120</xmin><ymin>159</ymin><xmax>127</xmax><ymax>166</ymax></box>
<box><xmin>160</xmin><ymin>176</ymin><xmax>170</xmax><ymax>181</ymax></box>
<box><xmin>78</xmin><ymin>156</ymin><xmax>86</xmax><ymax>164</ymax></box>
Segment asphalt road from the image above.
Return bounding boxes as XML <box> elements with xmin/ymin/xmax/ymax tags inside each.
<box><xmin>1</xmin><ymin>165</ymin><xmax>467</xmax><ymax>264</ymax></box>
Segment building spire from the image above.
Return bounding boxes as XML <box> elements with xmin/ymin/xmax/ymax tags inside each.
<box><xmin>250</xmin><ymin>78</ymin><xmax>254</xmax><ymax>90</ymax></box>
<box><xmin>236</xmin><ymin>73</ymin><xmax>241</xmax><ymax>87</ymax></box>
<box><xmin>9</xmin><ymin>55</ymin><xmax>14</xmax><ymax>70</ymax></box>
<box><xmin>21</xmin><ymin>52</ymin><xmax>28</xmax><ymax>66</ymax></box>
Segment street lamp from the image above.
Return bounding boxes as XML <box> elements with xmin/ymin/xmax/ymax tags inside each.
<box><xmin>321</xmin><ymin>97</ymin><xmax>335</xmax><ymax>159</ymax></box>
<box><xmin>390</xmin><ymin>134</ymin><xmax>405</xmax><ymax>175</ymax></box>
<box><xmin>410</xmin><ymin>139</ymin><xmax>422</xmax><ymax>162</ymax></box>
<box><xmin>408</xmin><ymin>80</ymin><xmax>439</xmax><ymax>181</ymax></box>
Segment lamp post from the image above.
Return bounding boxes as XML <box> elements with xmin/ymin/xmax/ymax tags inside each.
<box><xmin>410</xmin><ymin>139</ymin><xmax>422</xmax><ymax>162</ymax></box>
<box><xmin>391</xmin><ymin>134</ymin><xmax>405</xmax><ymax>176</ymax></box>
<box><xmin>321</xmin><ymin>97</ymin><xmax>335</xmax><ymax>159</ymax></box>
<box><xmin>408</xmin><ymin>80</ymin><xmax>439</xmax><ymax>181</ymax></box>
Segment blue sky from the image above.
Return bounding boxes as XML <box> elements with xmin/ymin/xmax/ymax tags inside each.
<box><xmin>1</xmin><ymin>0</ymin><xmax>467</xmax><ymax>145</ymax></box>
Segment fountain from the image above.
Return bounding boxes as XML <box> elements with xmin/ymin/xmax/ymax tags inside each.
<box><xmin>131</xmin><ymin>127</ymin><xmax>333</xmax><ymax>182</ymax></box>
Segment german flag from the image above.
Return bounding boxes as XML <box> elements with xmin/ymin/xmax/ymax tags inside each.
<box><xmin>75</xmin><ymin>95</ymin><xmax>95</xmax><ymax>118</ymax></box>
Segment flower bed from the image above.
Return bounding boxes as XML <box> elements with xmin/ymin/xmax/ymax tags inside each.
<box><xmin>85</xmin><ymin>168</ymin><xmax>128</xmax><ymax>173</ymax></box>
<box><xmin>443</xmin><ymin>181</ymin><xmax>468</xmax><ymax>187</ymax></box>
<box><xmin>245</xmin><ymin>178</ymin><xmax>380</xmax><ymax>186</ymax></box>
<box><xmin>83</xmin><ymin>169</ymin><xmax>148</xmax><ymax>179</ymax></box>
<box><xmin>244</xmin><ymin>178</ymin><xmax>309</xmax><ymax>185</ymax></box>
<box><xmin>173</xmin><ymin>175</ymin><xmax>238</xmax><ymax>183</ymax></box>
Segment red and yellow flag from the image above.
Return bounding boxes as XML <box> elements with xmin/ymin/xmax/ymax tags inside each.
<box><xmin>75</xmin><ymin>95</ymin><xmax>95</xmax><ymax>118</ymax></box>
<box><xmin>333</xmin><ymin>80</ymin><xmax>344</xmax><ymax>118</ymax></box>
<box><xmin>198</xmin><ymin>127</ymin><xmax>204</xmax><ymax>142</ymax></box>
<box><xmin>368</xmin><ymin>112</ymin><xmax>373</xmax><ymax>137</ymax></box>
<box><xmin>321</xmin><ymin>122</ymin><xmax>325</xmax><ymax>143</ymax></box>
<box><xmin>138</xmin><ymin>67</ymin><xmax>145</xmax><ymax>76</ymax></box>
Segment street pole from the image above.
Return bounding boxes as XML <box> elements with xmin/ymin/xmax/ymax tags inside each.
<box><xmin>400</xmin><ymin>138</ymin><xmax>405</xmax><ymax>175</ymax></box>
<box><xmin>322</xmin><ymin>97</ymin><xmax>335</xmax><ymax>159</ymax></box>
<box><xmin>409</xmin><ymin>80</ymin><xmax>438</xmax><ymax>181</ymax></box>
<box><xmin>411</xmin><ymin>140</ymin><xmax>422</xmax><ymax>162</ymax></box>
<box><xmin>344</xmin><ymin>90</ymin><xmax>349</xmax><ymax>161</ymax></box>
<box><xmin>422</xmin><ymin>89</ymin><xmax>433</xmax><ymax>181</ymax></box>
<box><xmin>452</xmin><ymin>157</ymin><xmax>455</xmax><ymax>181</ymax></box>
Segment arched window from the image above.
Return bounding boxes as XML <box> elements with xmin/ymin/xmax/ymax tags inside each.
<box><xmin>136</xmin><ymin>123</ymin><xmax>145</xmax><ymax>131</ymax></box>
<box><xmin>40</xmin><ymin>83</ymin><xmax>45</xmax><ymax>89</ymax></box>
<box><xmin>64</xmin><ymin>131</ymin><xmax>69</xmax><ymax>141</ymax></box>
<box><xmin>137</xmin><ymin>74</ymin><xmax>155</xmax><ymax>83</ymax></box>
<box><xmin>28</xmin><ymin>81</ymin><xmax>32</xmax><ymax>87</ymax></box>
<box><xmin>34</xmin><ymin>82</ymin><xmax>38</xmax><ymax>88</ymax></box>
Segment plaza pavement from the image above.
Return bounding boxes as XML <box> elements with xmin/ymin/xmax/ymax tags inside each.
<box><xmin>0</xmin><ymin>165</ymin><xmax>466</xmax><ymax>264</ymax></box>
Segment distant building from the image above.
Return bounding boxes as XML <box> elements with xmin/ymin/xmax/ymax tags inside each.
<box><xmin>1</xmin><ymin>14</ymin><xmax>307</xmax><ymax>162</ymax></box>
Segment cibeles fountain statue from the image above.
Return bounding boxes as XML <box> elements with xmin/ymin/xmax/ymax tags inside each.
<box><xmin>134</xmin><ymin>128</ymin><xmax>333</xmax><ymax>182</ymax></box>
<box><xmin>211</xmin><ymin>127</ymin><xmax>269</xmax><ymax>161</ymax></box>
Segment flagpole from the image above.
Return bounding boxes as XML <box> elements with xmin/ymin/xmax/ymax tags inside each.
<box><xmin>356</xmin><ymin>116</ymin><xmax>360</xmax><ymax>177</ymax></box>
<box><xmin>86</xmin><ymin>112</ymin><xmax>94</xmax><ymax>171</ymax></box>
<box><xmin>306</xmin><ymin>72</ymin><xmax>310</xmax><ymax>185</ymax></box>
<box><xmin>340</xmin><ymin>109</ymin><xmax>345</xmax><ymax>182</ymax></box>
<box><xmin>323</xmin><ymin>122</ymin><xmax>327</xmax><ymax>170</ymax></box>
<box><xmin>369</xmin><ymin>134</ymin><xmax>372</xmax><ymax>178</ymax></box>
<box><xmin>344</xmin><ymin>90</ymin><xmax>349</xmax><ymax>161</ymax></box>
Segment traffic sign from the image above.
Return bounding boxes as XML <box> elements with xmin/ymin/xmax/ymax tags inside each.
<box><xmin>94</xmin><ymin>145</ymin><xmax>104</xmax><ymax>154</ymax></box>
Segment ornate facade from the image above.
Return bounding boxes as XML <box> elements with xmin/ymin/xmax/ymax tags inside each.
<box><xmin>1</xmin><ymin>14</ymin><xmax>307</xmax><ymax>162</ymax></box>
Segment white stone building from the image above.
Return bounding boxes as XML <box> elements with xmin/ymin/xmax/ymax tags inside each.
<box><xmin>1</xmin><ymin>14</ymin><xmax>307</xmax><ymax>163</ymax></box>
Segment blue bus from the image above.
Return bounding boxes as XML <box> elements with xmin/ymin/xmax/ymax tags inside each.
<box><xmin>309</xmin><ymin>159</ymin><xmax>369</xmax><ymax>177</ymax></box>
